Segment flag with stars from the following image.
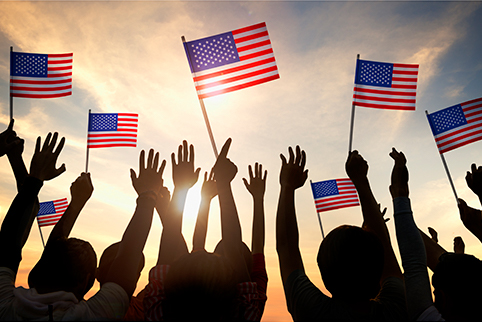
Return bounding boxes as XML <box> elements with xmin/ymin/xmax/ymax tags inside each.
<box><xmin>311</xmin><ymin>179</ymin><xmax>359</xmax><ymax>213</ymax></box>
<box><xmin>353</xmin><ymin>59</ymin><xmax>419</xmax><ymax>110</ymax></box>
<box><xmin>10</xmin><ymin>51</ymin><xmax>73</xmax><ymax>99</ymax></box>
<box><xmin>427</xmin><ymin>97</ymin><xmax>482</xmax><ymax>154</ymax></box>
<box><xmin>37</xmin><ymin>198</ymin><xmax>68</xmax><ymax>228</ymax></box>
<box><xmin>183</xmin><ymin>22</ymin><xmax>279</xmax><ymax>99</ymax></box>
<box><xmin>88</xmin><ymin>113</ymin><xmax>138</xmax><ymax>148</ymax></box>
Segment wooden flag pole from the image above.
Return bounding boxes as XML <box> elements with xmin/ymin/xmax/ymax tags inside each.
<box><xmin>85</xmin><ymin>109</ymin><xmax>91</xmax><ymax>173</ymax></box>
<box><xmin>182</xmin><ymin>36</ymin><xmax>219</xmax><ymax>159</ymax></box>
<box><xmin>425</xmin><ymin>110</ymin><xmax>459</xmax><ymax>202</ymax></box>
<box><xmin>38</xmin><ymin>224</ymin><xmax>46</xmax><ymax>248</ymax></box>
<box><xmin>311</xmin><ymin>180</ymin><xmax>325</xmax><ymax>239</ymax></box>
<box><xmin>10</xmin><ymin>46</ymin><xmax>13</xmax><ymax>121</ymax></box>
<box><xmin>348</xmin><ymin>54</ymin><xmax>360</xmax><ymax>153</ymax></box>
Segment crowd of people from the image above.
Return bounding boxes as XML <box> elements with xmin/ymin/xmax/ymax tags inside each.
<box><xmin>0</xmin><ymin>118</ymin><xmax>481</xmax><ymax>321</ymax></box>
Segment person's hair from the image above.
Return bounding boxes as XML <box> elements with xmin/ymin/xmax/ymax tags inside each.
<box><xmin>317</xmin><ymin>225</ymin><xmax>384</xmax><ymax>301</ymax></box>
<box><xmin>432</xmin><ymin>253</ymin><xmax>482</xmax><ymax>320</ymax></box>
<box><xmin>163</xmin><ymin>251</ymin><xmax>239</xmax><ymax>322</ymax></box>
<box><xmin>214</xmin><ymin>240</ymin><xmax>253</xmax><ymax>274</ymax></box>
<box><xmin>96</xmin><ymin>242</ymin><xmax>145</xmax><ymax>286</ymax></box>
<box><xmin>28</xmin><ymin>237</ymin><xmax>97</xmax><ymax>300</ymax></box>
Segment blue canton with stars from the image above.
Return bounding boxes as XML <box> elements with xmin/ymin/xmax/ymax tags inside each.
<box><xmin>312</xmin><ymin>180</ymin><xmax>340</xmax><ymax>199</ymax></box>
<box><xmin>88</xmin><ymin>113</ymin><xmax>118</xmax><ymax>132</ymax></box>
<box><xmin>37</xmin><ymin>201</ymin><xmax>56</xmax><ymax>216</ymax></box>
<box><xmin>355</xmin><ymin>59</ymin><xmax>393</xmax><ymax>87</ymax></box>
<box><xmin>428</xmin><ymin>104</ymin><xmax>467</xmax><ymax>136</ymax></box>
<box><xmin>10</xmin><ymin>52</ymin><xmax>48</xmax><ymax>77</ymax></box>
<box><xmin>185</xmin><ymin>31</ymin><xmax>240</xmax><ymax>73</ymax></box>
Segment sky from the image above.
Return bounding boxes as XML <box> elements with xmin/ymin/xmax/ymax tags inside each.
<box><xmin>0</xmin><ymin>1</ymin><xmax>482</xmax><ymax>321</ymax></box>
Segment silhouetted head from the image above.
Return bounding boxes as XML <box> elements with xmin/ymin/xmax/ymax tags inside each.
<box><xmin>96</xmin><ymin>242</ymin><xmax>145</xmax><ymax>286</ymax></box>
<box><xmin>163</xmin><ymin>251</ymin><xmax>238</xmax><ymax>321</ymax></box>
<box><xmin>432</xmin><ymin>253</ymin><xmax>482</xmax><ymax>320</ymax></box>
<box><xmin>214</xmin><ymin>240</ymin><xmax>253</xmax><ymax>274</ymax></box>
<box><xmin>317</xmin><ymin>225</ymin><xmax>384</xmax><ymax>302</ymax></box>
<box><xmin>28</xmin><ymin>237</ymin><xmax>97</xmax><ymax>301</ymax></box>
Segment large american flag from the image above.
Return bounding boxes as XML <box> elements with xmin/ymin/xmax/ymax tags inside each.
<box><xmin>427</xmin><ymin>97</ymin><xmax>482</xmax><ymax>154</ymax></box>
<box><xmin>10</xmin><ymin>51</ymin><xmax>73</xmax><ymax>99</ymax></box>
<box><xmin>311</xmin><ymin>179</ymin><xmax>360</xmax><ymax>213</ymax></box>
<box><xmin>88</xmin><ymin>113</ymin><xmax>138</xmax><ymax>148</ymax></box>
<box><xmin>353</xmin><ymin>59</ymin><xmax>419</xmax><ymax>110</ymax></box>
<box><xmin>184</xmin><ymin>22</ymin><xmax>279</xmax><ymax>99</ymax></box>
<box><xmin>37</xmin><ymin>198</ymin><xmax>68</xmax><ymax>228</ymax></box>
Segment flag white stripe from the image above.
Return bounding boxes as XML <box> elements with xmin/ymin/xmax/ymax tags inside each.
<box><xmin>197</xmin><ymin>70</ymin><xmax>279</xmax><ymax>96</ymax></box>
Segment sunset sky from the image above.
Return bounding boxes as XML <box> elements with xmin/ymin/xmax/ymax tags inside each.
<box><xmin>1</xmin><ymin>1</ymin><xmax>481</xmax><ymax>321</ymax></box>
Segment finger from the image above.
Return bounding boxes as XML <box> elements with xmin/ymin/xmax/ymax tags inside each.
<box><xmin>53</xmin><ymin>136</ymin><xmax>65</xmax><ymax>156</ymax></box>
<box><xmin>288</xmin><ymin>147</ymin><xmax>294</xmax><ymax>164</ymax></box>
<box><xmin>204</xmin><ymin>171</ymin><xmax>208</xmax><ymax>182</ymax></box>
<box><xmin>171</xmin><ymin>152</ymin><xmax>176</xmax><ymax>167</ymax></box>
<box><xmin>280</xmin><ymin>153</ymin><xmax>287</xmax><ymax>165</ymax></box>
<box><xmin>258</xmin><ymin>164</ymin><xmax>263</xmax><ymax>179</ymax></box>
<box><xmin>194</xmin><ymin>168</ymin><xmax>201</xmax><ymax>181</ymax></box>
<box><xmin>295</xmin><ymin>146</ymin><xmax>301</xmax><ymax>165</ymax></box>
<box><xmin>242</xmin><ymin>178</ymin><xmax>249</xmax><ymax>190</ymax></box>
<box><xmin>42</xmin><ymin>133</ymin><xmax>52</xmax><ymax>151</ymax></box>
<box><xmin>300</xmin><ymin>150</ymin><xmax>306</xmax><ymax>170</ymax></box>
<box><xmin>153</xmin><ymin>151</ymin><xmax>159</xmax><ymax>171</ymax></box>
<box><xmin>7</xmin><ymin>119</ymin><xmax>14</xmax><ymax>131</ymax></box>
<box><xmin>254</xmin><ymin>163</ymin><xmax>259</xmax><ymax>178</ymax></box>
<box><xmin>302</xmin><ymin>169</ymin><xmax>309</xmax><ymax>183</ymax></box>
<box><xmin>263</xmin><ymin>169</ymin><xmax>267</xmax><ymax>181</ymax></box>
<box><xmin>49</xmin><ymin>132</ymin><xmax>59</xmax><ymax>153</ymax></box>
<box><xmin>209</xmin><ymin>168</ymin><xmax>214</xmax><ymax>180</ymax></box>
<box><xmin>130</xmin><ymin>168</ymin><xmax>137</xmax><ymax>181</ymax></box>
<box><xmin>159</xmin><ymin>159</ymin><xmax>166</xmax><ymax>177</ymax></box>
<box><xmin>140</xmin><ymin>150</ymin><xmax>146</xmax><ymax>172</ymax></box>
<box><xmin>147</xmin><ymin>149</ymin><xmax>155</xmax><ymax>169</ymax></box>
<box><xmin>248</xmin><ymin>165</ymin><xmax>253</xmax><ymax>181</ymax></box>
<box><xmin>471</xmin><ymin>163</ymin><xmax>477</xmax><ymax>173</ymax></box>
<box><xmin>55</xmin><ymin>164</ymin><xmax>67</xmax><ymax>177</ymax></box>
<box><xmin>178</xmin><ymin>144</ymin><xmax>183</xmax><ymax>163</ymax></box>
<box><xmin>219</xmin><ymin>138</ymin><xmax>232</xmax><ymax>159</ymax></box>
<box><xmin>182</xmin><ymin>140</ymin><xmax>188</xmax><ymax>162</ymax></box>
<box><xmin>189</xmin><ymin>144</ymin><xmax>195</xmax><ymax>164</ymax></box>
<box><xmin>35</xmin><ymin>136</ymin><xmax>41</xmax><ymax>154</ymax></box>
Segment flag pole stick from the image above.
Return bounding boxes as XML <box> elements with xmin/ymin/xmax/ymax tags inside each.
<box><xmin>85</xmin><ymin>109</ymin><xmax>91</xmax><ymax>173</ymax></box>
<box><xmin>38</xmin><ymin>224</ymin><xmax>46</xmax><ymax>248</ymax></box>
<box><xmin>182</xmin><ymin>36</ymin><xmax>219</xmax><ymax>159</ymax></box>
<box><xmin>348</xmin><ymin>54</ymin><xmax>360</xmax><ymax>153</ymax></box>
<box><xmin>425</xmin><ymin>110</ymin><xmax>459</xmax><ymax>202</ymax></box>
<box><xmin>9</xmin><ymin>46</ymin><xmax>13</xmax><ymax>121</ymax></box>
<box><xmin>311</xmin><ymin>180</ymin><xmax>325</xmax><ymax>239</ymax></box>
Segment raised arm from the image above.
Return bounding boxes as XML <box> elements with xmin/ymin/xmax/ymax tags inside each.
<box><xmin>419</xmin><ymin>229</ymin><xmax>447</xmax><ymax>272</ymax></box>
<box><xmin>276</xmin><ymin>146</ymin><xmax>308</xmax><ymax>284</ymax></box>
<box><xmin>465</xmin><ymin>163</ymin><xmax>482</xmax><ymax>206</ymax></box>
<box><xmin>243</xmin><ymin>163</ymin><xmax>267</xmax><ymax>255</ymax></box>
<box><xmin>390</xmin><ymin>147</ymin><xmax>433</xmax><ymax>320</ymax></box>
<box><xmin>0</xmin><ymin>132</ymin><xmax>65</xmax><ymax>273</ymax></box>
<box><xmin>192</xmin><ymin>170</ymin><xmax>217</xmax><ymax>251</ymax></box>
<box><xmin>157</xmin><ymin>140</ymin><xmax>199</xmax><ymax>265</ymax></box>
<box><xmin>47</xmin><ymin>172</ymin><xmax>93</xmax><ymax>243</ymax></box>
<box><xmin>457</xmin><ymin>198</ymin><xmax>482</xmax><ymax>243</ymax></box>
<box><xmin>346</xmin><ymin>150</ymin><xmax>402</xmax><ymax>281</ymax></box>
<box><xmin>105</xmin><ymin>149</ymin><xmax>164</xmax><ymax>297</ymax></box>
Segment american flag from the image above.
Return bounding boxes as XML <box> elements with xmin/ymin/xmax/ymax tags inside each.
<box><xmin>10</xmin><ymin>51</ymin><xmax>73</xmax><ymax>99</ymax></box>
<box><xmin>353</xmin><ymin>59</ymin><xmax>419</xmax><ymax>110</ymax></box>
<box><xmin>427</xmin><ymin>97</ymin><xmax>482</xmax><ymax>154</ymax></box>
<box><xmin>311</xmin><ymin>179</ymin><xmax>360</xmax><ymax>213</ymax></box>
<box><xmin>184</xmin><ymin>22</ymin><xmax>279</xmax><ymax>99</ymax></box>
<box><xmin>37</xmin><ymin>198</ymin><xmax>68</xmax><ymax>228</ymax></box>
<box><xmin>88</xmin><ymin>113</ymin><xmax>138</xmax><ymax>148</ymax></box>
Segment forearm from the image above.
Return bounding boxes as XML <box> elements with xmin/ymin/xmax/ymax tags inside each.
<box><xmin>7</xmin><ymin>153</ymin><xmax>28</xmax><ymax>191</ymax></box>
<box><xmin>393</xmin><ymin>197</ymin><xmax>433</xmax><ymax>320</ymax></box>
<box><xmin>217</xmin><ymin>181</ymin><xmax>242</xmax><ymax>242</ymax></box>
<box><xmin>0</xmin><ymin>176</ymin><xmax>43</xmax><ymax>272</ymax></box>
<box><xmin>251</xmin><ymin>196</ymin><xmax>265</xmax><ymax>254</ymax></box>
<box><xmin>48</xmin><ymin>199</ymin><xmax>87</xmax><ymax>243</ymax></box>
<box><xmin>276</xmin><ymin>186</ymin><xmax>303</xmax><ymax>283</ymax></box>
<box><xmin>419</xmin><ymin>229</ymin><xmax>447</xmax><ymax>272</ymax></box>
<box><xmin>192</xmin><ymin>198</ymin><xmax>211</xmax><ymax>250</ymax></box>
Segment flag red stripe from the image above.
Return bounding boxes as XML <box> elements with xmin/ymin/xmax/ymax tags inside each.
<box><xmin>438</xmin><ymin>135</ymin><xmax>482</xmax><ymax>154</ymax></box>
<box><xmin>436</xmin><ymin>122</ymin><xmax>482</xmax><ymax>141</ymax></box>
<box><xmin>393</xmin><ymin>70</ymin><xmax>419</xmax><ymax>75</ymax></box>
<box><xmin>391</xmin><ymin>77</ymin><xmax>418</xmax><ymax>82</ymax></box>
<box><xmin>48</xmin><ymin>72</ymin><xmax>72</xmax><ymax>77</ymax></box>
<box><xmin>11</xmin><ymin>92</ymin><xmax>71</xmax><ymax>99</ymax></box>
<box><xmin>88</xmin><ymin>143</ymin><xmax>137</xmax><ymax>148</ymax></box>
<box><xmin>196</xmin><ymin>65</ymin><xmax>278</xmax><ymax>91</ymax></box>
<box><xmin>48</xmin><ymin>66</ymin><xmax>72</xmax><ymax>71</ymax></box>
<box><xmin>393</xmin><ymin>63</ymin><xmax>419</xmax><ymax>69</ymax></box>
<box><xmin>461</xmin><ymin>97</ymin><xmax>482</xmax><ymax>106</ymax></box>
<box><xmin>317</xmin><ymin>203</ymin><xmax>361</xmax><ymax>213</ymax></box>
<box><xmin>49</xmin><ymin>59</ymin><xmax>73</xmax><ymax>64</ymax></box>
<box><xmin>437</xmin><ymin>128</ymin><xmax>482</xmax><ymax>148</ymax></box>
<box><xmin>88</xmin><ymin>133</ymin><xmax>137</xmax><ymax>138</ymax></box>
<box><xmin>354</xmin><ymin>87</ymin><xmax>416</xmax><ymax>97</ymax></box>
<box><xmin>463</xmin><ymin>103</ymin><xmax>482</xmax><ymax>113</ymax></box>
<box><xmin>48</xmin><ymin>53</ymin><xmax>73</xmax><ymax>58</ymax></box>
<box><xmin>118</xmin><ymin>118</ymin><xmax>139</xmax><ymax>123</ymax></box>
<box><xmin>237</xmin><ymin>39</ymin><xmax>271</xmax><ymax>53</ymax></box>
<box><xmin>10</xmin><ymin>78</ymin><xmax>71</xmax><ymax>85</ymax></box>
<box><xmin>239</xmin><ymin>48</ymin><xmax>273</xmax><ymax>61</ymax></box>
<box><xmin>38</xmin><ymin>214</ymin><xmax>64</xmax><ymax>221</ymax></box>
<box><xmin>199</xmin><ymin>74</ymin><xmax>280</xmax><ymax>99</ymax></box>
<box><xmin>315</xmin><ymin>196</ymin><xmax>359</xmax><ymax>206</ymax></box>
<box><xmin>390</xmin><ymin>84</ymin><xmax>417</xmax><ymax>89</ymax></box>
<box><xmin>193</xmin><ymin>57</ymin><xmax>276</xmax><ymax>82</ymax></box>
<box><xmin>354</xmin><ymin>94</ymin><xmax>416</xmax><ymax>104</ymax></box>
<box><xmin>88</xmin><ymin>138</ymin><xmax>137</xmax><ymax>143</ymax></box>
<box><xmin>354</xmin><ymin>101</ymin><xmax>415</xmax><ymax>110</ymax></box>
<box><xmin>234</xmin><ymin>31</ymin><xmax>269</xmax><ymax>45</ymax></box>
<box><xmin>232</xmin><ymin>22</ymin><xmax>266</xmax><ymax>35</ymax></box>
<box><xmin>118</xmin><ymin>113</ymin><xmax>139</xmax><ymax>117</ymax></box>
<box><xmin>11</xmin><ymin>85</ymin><xmax>72</xmax><ymax>92</ymax></box>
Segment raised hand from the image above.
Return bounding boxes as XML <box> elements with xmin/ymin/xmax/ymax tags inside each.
<box><xmin>70</xmin><ymin>172</ymin><xmax>94</xmax><ymax>205</ymax></box>
<box><xmin>458</xmin><ymin>198</ymin><xmax>482</xmax><ymax>242</ymax></box>
<box><xmin>201</xmin><ymin>170</ymin><xmax>217</xmax><ymax>201</ymax></box>
<box><xmin>29</xmin><ymin>132</ymin><xmax>66</xmax><ymax>181</ymax></box>
<box><xmin>171</xmin><ymin>140</ymin><xmax>200</xmax><ymax>189</ymax></box>
<box><xmin>243</xmin><ymin>163</ymin><xmax>267</xmax><ymax>199</ymax></box>
<box><xmin>131</xmin><ymin>149</ymin><xmax>166</xmax><ymax>195</ymax></box>
<box><xmin>466</xmin><ymin>163</ymin><xmax>482</xmax><ymax>199</ymax></box>
<box><xmin>0</xmin><ymin>119</ymin><xmax>22</xmax><ymax>157</ymax></box>
<box><xmin>389</xmin><ymin>147</ymin><xmax>409</xmax><ymax>198</ymax></box>
<box><xmin>279</xmin><ymin>146</ymin><xmax>308</xmax><ymax>190</ymax></box>
<box><xmin>428</xmin><ymin>227</ymin><xmax>438</xmax><ymax>243</ymax></box>
<box><xmin>345</xmin><ymin>150</ymin><xmax>368</xmax><ymax>184</ymax></box>
<box><xmin>454</xmin><ymin>236</ymin><xmax>465</xmax><ymax>254</ymax></box>
<box><xmin>213</xmin><ymin>138</ymin><xmax>237</xmax><ymax>184</ymax></box>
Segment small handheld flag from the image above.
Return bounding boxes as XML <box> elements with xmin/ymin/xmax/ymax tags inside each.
<box><xmin>183</xmin><ymin>22</ymin><xmax>279</xmax><ymax>100</ymax></box>
<box><xmin>353</xmin><ymin>59</ymin><xmax>419</xmax><ymax>111</ymax></box>
<box><xmin>311</xmin><ymin>179</ymin><xmax>359</xmax><ymax>213</ymax></box>
<box><xmin>87</xmin><ymin>112</ymin><xmax>138</xmax><ymax>149</ymax></box>
<box><xmin>37</xmin><ymin>198</ymin><xmax>68</xmax><ymax>228</ymax></box>
<box><xmin>426</xmin><ymin>97</ymin><xmax>482</xmax><ymax>154</ymax></box>
<box><xmin>10</xmin><ymin>51</ymin><xmax>73</xmax><ymax>99</ymax></box>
